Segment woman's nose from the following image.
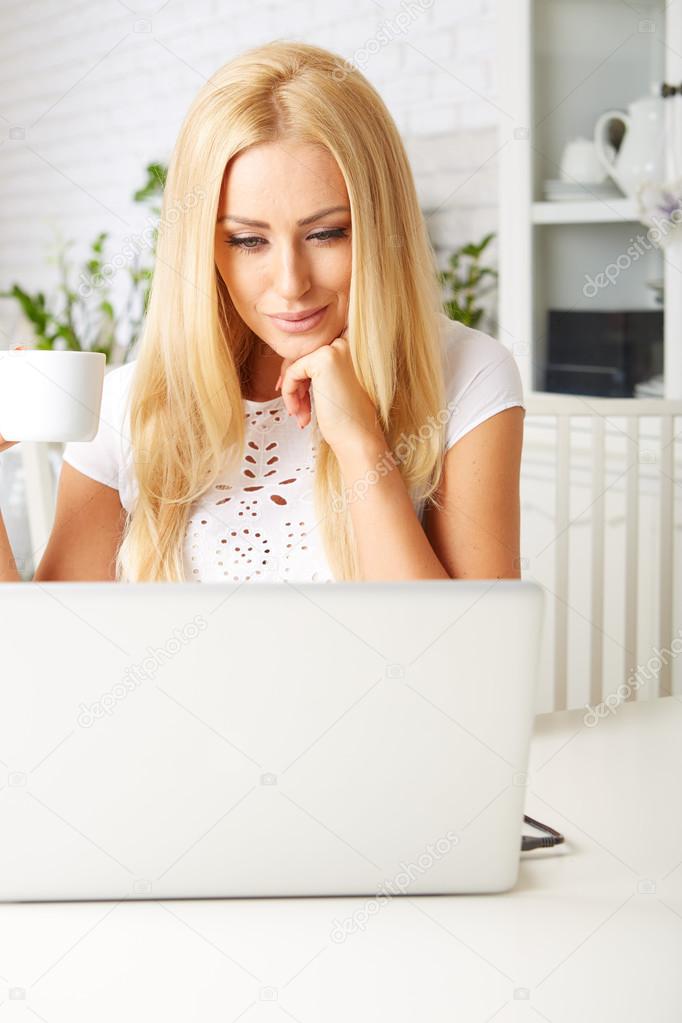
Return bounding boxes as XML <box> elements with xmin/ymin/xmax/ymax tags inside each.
<box><xmin>272</xmin><ymin>242</ymin><xmax>311</xmax><ymax>298</ymax></box>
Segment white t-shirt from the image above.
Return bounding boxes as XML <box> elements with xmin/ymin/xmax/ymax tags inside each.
<box><xmin>62</xmin><ymin>313</ymin><xmax>525</xmax><ymax>583</ymax></box>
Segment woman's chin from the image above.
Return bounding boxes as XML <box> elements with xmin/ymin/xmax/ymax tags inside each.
<box><xmin>277</xmin><ymin>332</ymin><xmax>338</xmax><ymax>357</ymax></box>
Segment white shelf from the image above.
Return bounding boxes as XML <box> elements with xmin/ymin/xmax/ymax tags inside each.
<box><xmin>532</xmin><ymin>198</ymin><xmax>638</xmax><ymax>224</ymax></box>
<box><xmin>497</xmin><ymin>0</ymin><xmax>681</xmax><ymax>399</ymax></box>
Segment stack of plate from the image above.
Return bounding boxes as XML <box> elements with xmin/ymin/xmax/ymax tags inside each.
<box><xmin>543</xmin><ymin>179</ymin><xmax>623</xmax><ymax>201</ymax></box>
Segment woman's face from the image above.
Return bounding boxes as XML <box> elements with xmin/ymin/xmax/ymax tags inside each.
<box><xmin>214</xmin><ymin>141</ymin><xmax>352</xmax><ymax>363</ymax></box>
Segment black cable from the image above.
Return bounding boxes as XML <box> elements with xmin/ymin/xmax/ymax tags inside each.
<box><xmin>521</xmin><ymin>814</ymin><xmax>565</xmax><ymax>852</ymax></box>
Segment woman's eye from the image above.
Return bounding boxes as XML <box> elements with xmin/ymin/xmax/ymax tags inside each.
<box><xmin>310</xmin><ymin>228</ymin><xmax>348</xmax><ymax>245</ymax></box>
<box><xmin>226</xmin><ymin>228</ymin><xmax>348</xmax><ymax>255</ymax></box>
<box><xmin>227</xmin><ymin>235</ymin><xmax>263</xmax><ymax>251</ymax></box>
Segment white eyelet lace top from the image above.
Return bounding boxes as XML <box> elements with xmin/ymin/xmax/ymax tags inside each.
<box><xmin>62</xmin><ymin>314</ymin><xmax>525</xmax><ymax>582</ymax></box>
<box><xmin>183</xmin><ymin>393</ymin><xmax>330</xmax><ymax>583</ymax></box>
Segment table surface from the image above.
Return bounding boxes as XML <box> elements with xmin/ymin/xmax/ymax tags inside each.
<box><xmin>1</xmin><ymin>695</ymin><xmax>680</xmax><ymax>1022</ymax></box>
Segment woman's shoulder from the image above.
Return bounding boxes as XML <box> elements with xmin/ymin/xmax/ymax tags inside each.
<box><xmin>60</xmin><ymin>358</ymin><xmax>138</xmax><ymax>498</ymax></box>
<box><xmin>436</xmin><ymin>312</ymin><xmax>526</xmax><ymax>449</ymax></box>
<box><xmin>104</xmin><ymin>357</ymin><xmax>138</xmax><ymax>400</ymax></box>
<box><xmin>437</xmin><ymin>312</ymin><xmax>520</xmax><ymax>385</ymax></box>
<box><xmin>102</xmin><ymin>358</ymin><xmax>138</xmax><ymax>433</ymax></box>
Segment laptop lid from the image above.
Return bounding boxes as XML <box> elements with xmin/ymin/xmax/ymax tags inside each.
<box><xmin>0</xmin><ymin>579</ymin><xmax>544</xmax><ymax>901</ymax></box>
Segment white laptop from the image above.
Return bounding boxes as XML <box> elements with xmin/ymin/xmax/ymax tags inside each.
<box><xmin>0</xmin><ymin>579</ymin><xmax>544</xmax><ymax>902</ymax></box>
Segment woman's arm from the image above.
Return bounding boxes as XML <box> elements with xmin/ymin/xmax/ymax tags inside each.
<box><xmin>0</xmin><ymin>511</ymin><xmax>21</xmax><ymax>581</ymax></box>
<box><xmin>422</xmin><ymin>406</ymin><xmax>524</xmax><ymax>579</ymax></box>
<box><xmin>337</xmin><ymin>430</ymin><xmax>451</xmax><ymax>581</ymax></box>
<box><xmin>1</xmin><ymin>460</ymin><xmax>127</xmax><ymax>582</ymax></box>
<box><xmin>336</xmin><ymin>405</ymin><xmax>523</xmax><ymax>581</ymax></box>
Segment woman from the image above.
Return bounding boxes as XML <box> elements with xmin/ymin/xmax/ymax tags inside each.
<box><xmin>0</xmin><ymin>40</ymin><xmax>525</xmax><ymax>584</ymax></box>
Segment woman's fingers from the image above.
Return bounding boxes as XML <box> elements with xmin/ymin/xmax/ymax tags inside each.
<box><xmin>278</xmin><ymin>355</ymin><xmax>318</xmax><ymax>426</ymax></box>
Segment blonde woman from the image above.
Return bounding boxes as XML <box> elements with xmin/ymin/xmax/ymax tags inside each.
<box><xmin>0</xmin><ymin>40</ymin><xmax>525</xmax><ymax>585</ymax></box>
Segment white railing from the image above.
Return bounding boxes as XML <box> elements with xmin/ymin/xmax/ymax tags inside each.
<box><xmin>522</xmin><ymin>394</ymin><xmax>682</xmax><ymax>712</ymax></box>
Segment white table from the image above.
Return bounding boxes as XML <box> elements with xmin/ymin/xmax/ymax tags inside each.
<box><xmin>1</xmin><ymin>695</ymin><xmax>680</xmax><ymax>1022</ymax></box>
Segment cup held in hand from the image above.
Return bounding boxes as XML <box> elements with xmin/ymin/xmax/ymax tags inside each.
<box><xmin>0</xmin><ymin>350</ymin><xmax>106</xmax><ymax>443</ymax></box>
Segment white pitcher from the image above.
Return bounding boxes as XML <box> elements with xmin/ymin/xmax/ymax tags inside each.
<box><xmin>594</xmin><ymin>88</ymin><xmax>666</xmax><ymax>198</ymax></box>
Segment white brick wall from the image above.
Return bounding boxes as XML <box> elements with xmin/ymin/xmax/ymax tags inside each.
<box><xmin>0</xmin><ymin>0</ymin><xmax>503</xmax><ymax>346</ymax></box>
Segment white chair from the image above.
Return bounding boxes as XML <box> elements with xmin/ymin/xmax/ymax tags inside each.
<box><xmin>521</xmin><ymin>395</ymin><xmax>682</xmax><ymax>713</ymax></box>
<box><xmin>19</xmin><ymin>443</ymin><xmax>59</xmax><ymax>570</ymax></box>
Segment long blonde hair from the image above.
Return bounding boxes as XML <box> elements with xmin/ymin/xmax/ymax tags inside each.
<box><xmin>116</xmin><ymin>40</ymin><xmax>447</xmax><ymax>582</ymax></box>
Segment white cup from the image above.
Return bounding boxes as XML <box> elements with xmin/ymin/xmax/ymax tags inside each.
<box><xmin>0</xmin><ymin>349</ymin><xmax>106</xmax><ymax>443</ymax></box>
<box><xmin>560</xmin><ymin>137</ymin><xmax>610</xmax><ymax>183</ymax></box>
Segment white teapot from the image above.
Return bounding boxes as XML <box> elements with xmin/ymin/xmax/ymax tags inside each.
<box><xmin>594</xmin><ymin>86</ymin><xmax>666</xmax><ymax>198</ymax></box>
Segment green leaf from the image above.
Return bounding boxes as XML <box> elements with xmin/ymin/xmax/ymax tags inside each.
<box><xmin>2</xmin><ymin>284</ymin><xmax>50</xmax><ymax>334</ymax></box>
<box><xmin>133</xmin><ymin>162</ymin><xmax>168</xmax><ymax>203</ymax></box>
<box><xmin>438</xmin><ymin>231</ymin><xmax>498</xmax><ymax>329</ymax></box>
<box><xmin>54</xmin><ymin>324</ymin><xmax>81</xmax><ymax>350</ymax></box>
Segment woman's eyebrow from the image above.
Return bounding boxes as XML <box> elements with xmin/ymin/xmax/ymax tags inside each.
<box><xmin>217</xmin><ymin>205</ymin><xmax>351</xmax><ymax>228</ymax></box>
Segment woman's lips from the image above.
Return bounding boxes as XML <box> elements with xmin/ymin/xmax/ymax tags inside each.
<box><xmin>267</xmin><ymin>305</ymin><xmax>328</xmax><ymax>334</ymax></box>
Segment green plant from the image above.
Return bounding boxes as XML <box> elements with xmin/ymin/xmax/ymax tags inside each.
<box><xmin>0</xmin><ymin>162</ymin><xmax>167</xmax><ymax>365</ymax></box>
<box><xmin>439</xmin><ymin>231</ymin><xmax>498</xmax><ymax>329</ymax></box>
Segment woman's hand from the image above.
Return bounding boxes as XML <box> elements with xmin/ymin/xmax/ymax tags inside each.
<box><xmin>276</xmin><ymin>332</ymin><xmax>385</xmax><ymax>457</ymax></box>
<box><xmin>0</xmin><ymin>344</ymin><xmax>29</xmax><ymax>453</ymax></box>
